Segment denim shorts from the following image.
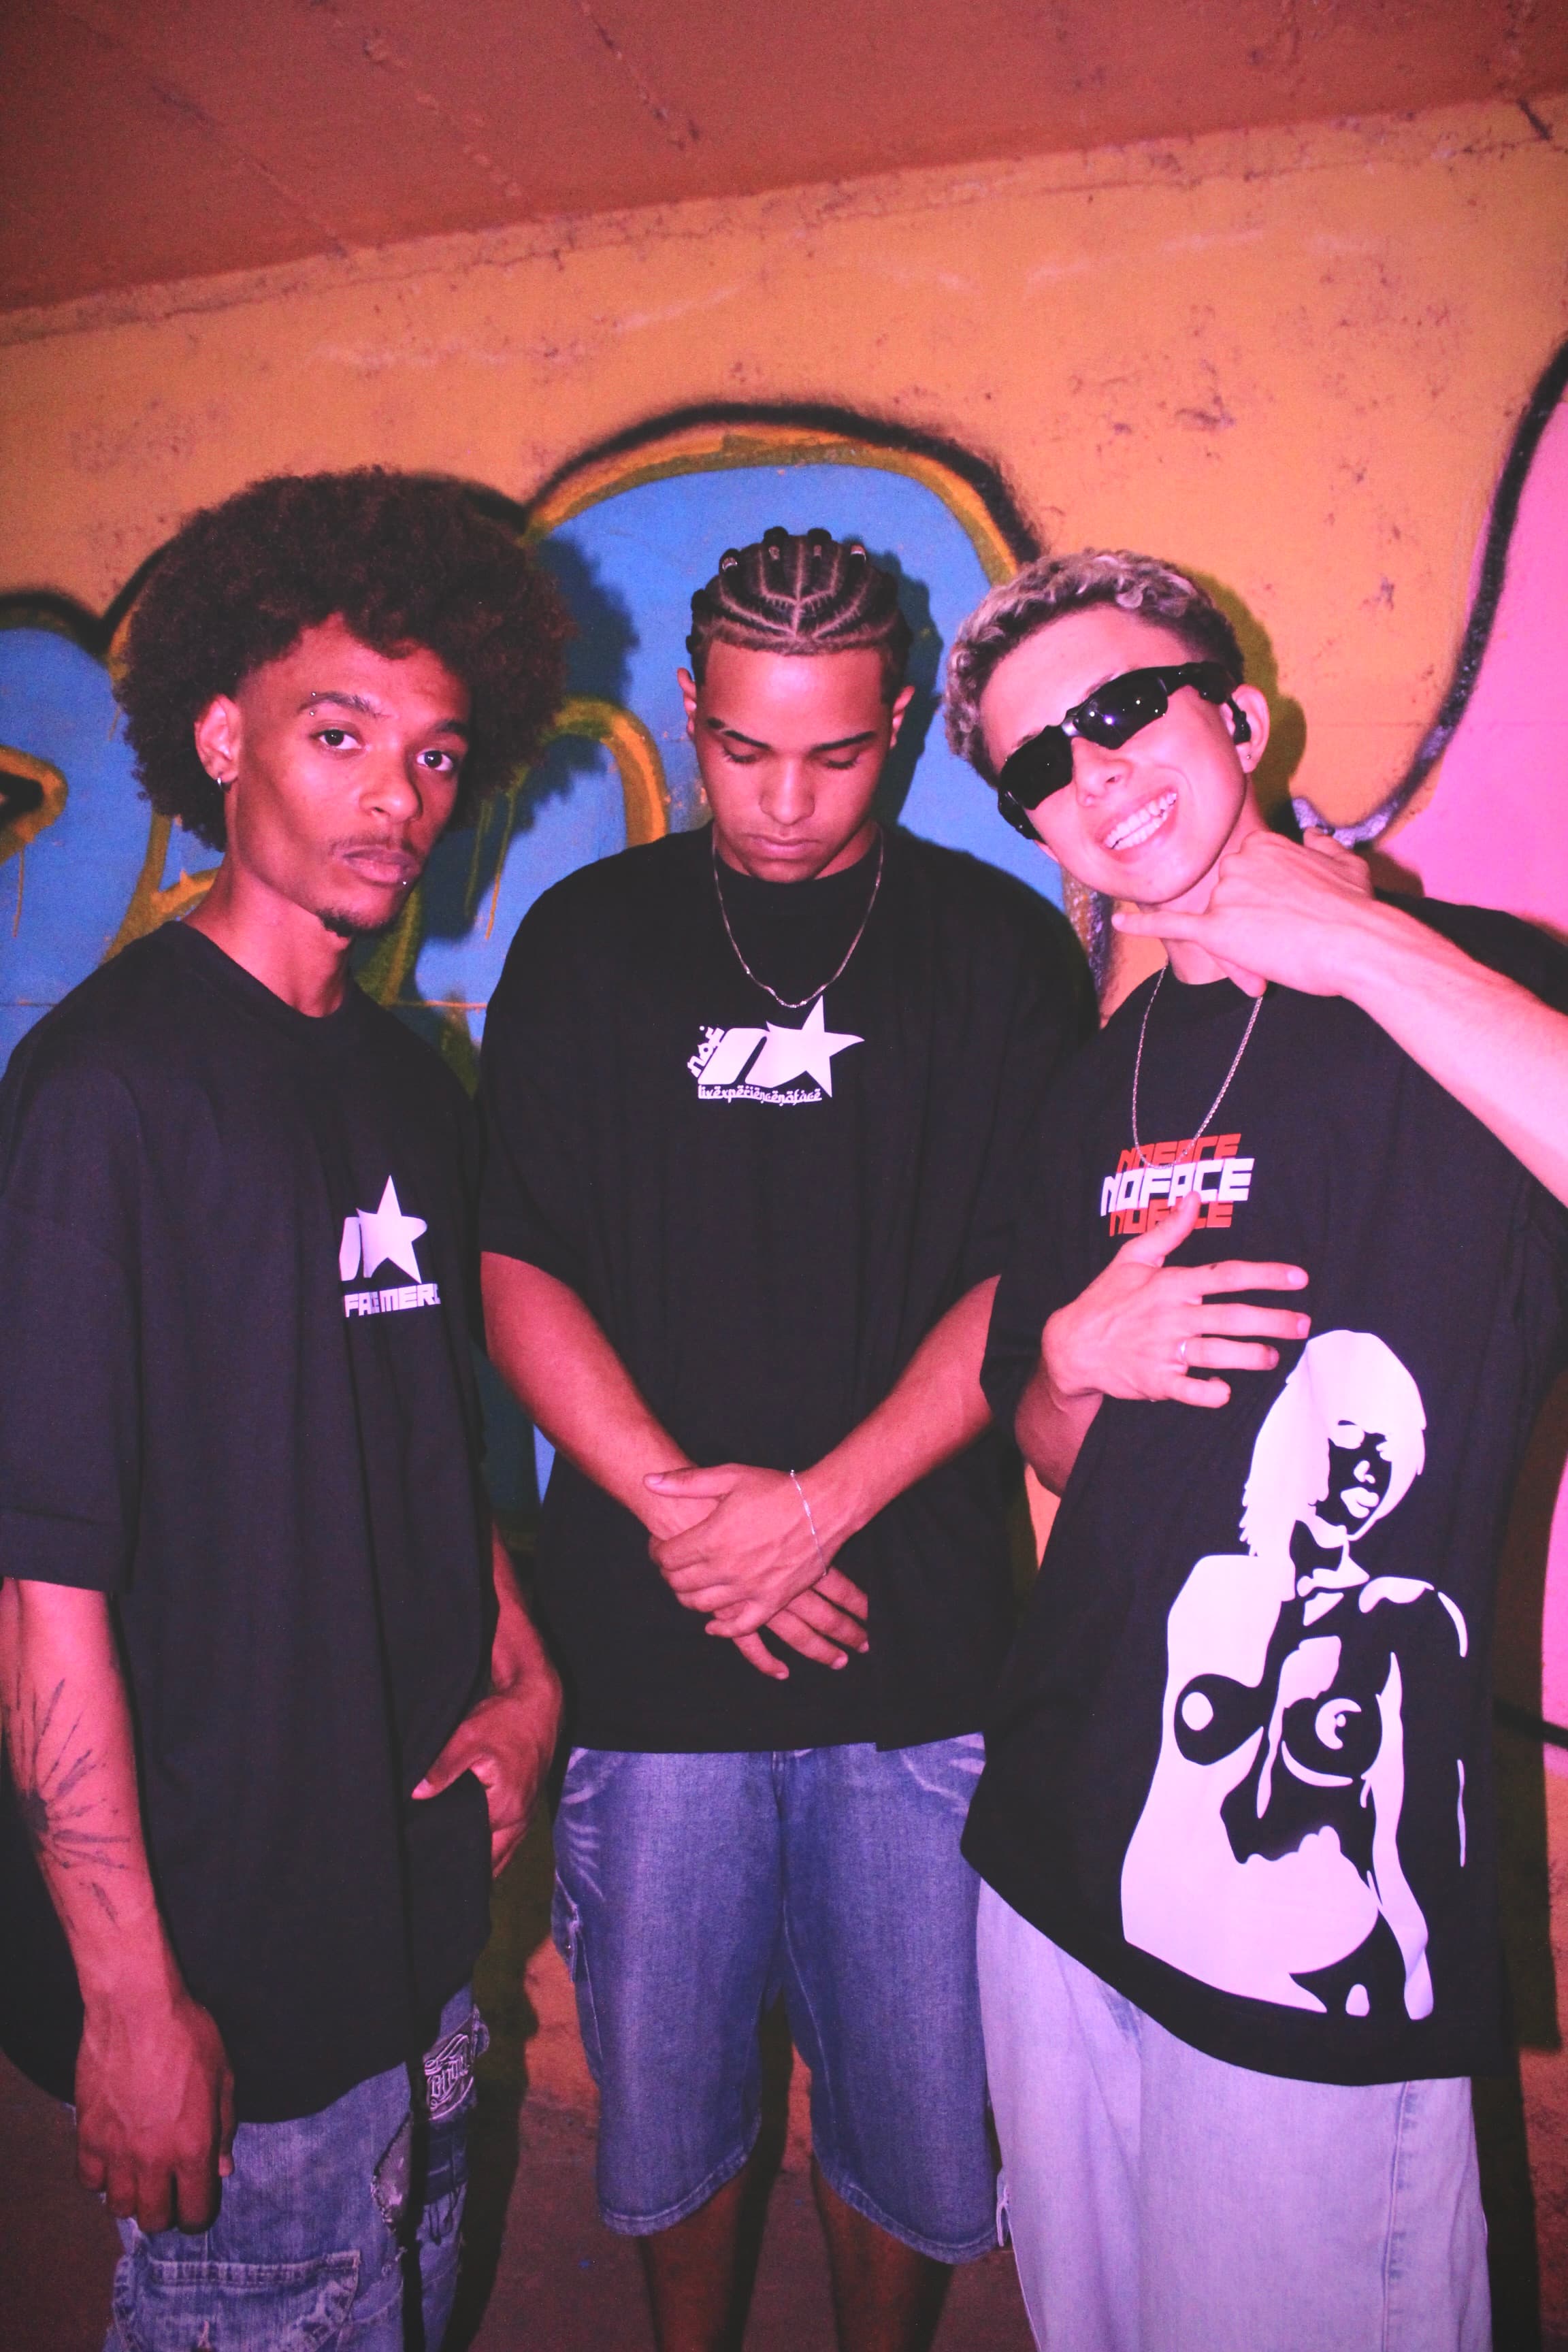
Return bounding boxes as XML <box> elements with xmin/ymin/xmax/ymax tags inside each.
<box><xmin>104</xmin><ymin>1985</ymin><xmax>485</xmax><ymax>2352</ymax></box>
<box><xmin>551</xmin><ymin>1737</ymin><xmax>994</xmax><ymax>2262</ymax></box>
<box><xmin>977</xmin><ymin>1887</ymin><xmax>1491</xmax><ymax>2352</ymax></box>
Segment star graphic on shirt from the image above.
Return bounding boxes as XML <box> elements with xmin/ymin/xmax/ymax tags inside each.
<box><xmin>745</xmin><ymin>998</ymin><xmax>864</xmax><ymax>1095</ymax></box>
<box><xmin>352</xmin><ymin>1176</ymin><xmax>428</xmax><ymax>1283</ymax></box>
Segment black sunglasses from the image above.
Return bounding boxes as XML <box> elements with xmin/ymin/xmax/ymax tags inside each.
<box><xmin>993</xmin><ymin>662</ymin><xmax>1249</xmax><ymax>841</ymax></box>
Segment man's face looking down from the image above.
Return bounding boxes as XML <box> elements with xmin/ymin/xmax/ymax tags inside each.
<box><xmin>679</xmin><ymin>638</ymin><xmax>913</xmax><ymax>883</ymax></box>
<box><xmin>193</xmin><ymin>615</ymin><xmax>471</xmax><ymax>939</ymax></box>
<box><xmin>976</xmin><ymin>605</ymin><xmax>1271</xmax><ymax>916</ymax></box>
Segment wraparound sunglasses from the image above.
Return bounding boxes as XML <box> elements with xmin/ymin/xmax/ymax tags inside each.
<box><xmin>994</xmin><ymin>661</ymin><xmax>1250</xmax><ymax>841</ymax></box>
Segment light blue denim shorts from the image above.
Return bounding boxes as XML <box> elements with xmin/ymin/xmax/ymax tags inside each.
<box><xmin>977</xmin><ymin>1888</ymin><xmax>1490</xmax><ymax>2352</ymax></box>
<box><xmin>551</xmin><ymin>1737</ymin><xmax>995</xmax><ymax>2262</ymax></box>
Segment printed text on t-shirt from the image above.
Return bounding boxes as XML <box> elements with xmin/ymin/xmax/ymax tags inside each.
<box><xmin>687</xmin><ymin>996</ymin><xmax>863</xmax><ymax>1106</ymax></box>
<box><xmin>1100</xmin><ymin>1133</ymin><xmax>1254</xmax><ymax>1237</ymax></box>
<box><xmin>338</xmin><ymin>1175</ymin><xmax>442</xmax><ymax>1318</ymax></box>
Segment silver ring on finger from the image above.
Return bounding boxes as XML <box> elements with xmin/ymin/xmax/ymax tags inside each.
<box><xmin>1175</xmin><ymin>1338</ymin><xmax>1190</xmax><ymax>1365</ymax></box>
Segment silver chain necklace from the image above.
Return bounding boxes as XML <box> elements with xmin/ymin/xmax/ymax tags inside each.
<box><xmin>1130</xmin><ymin>964</ymin><xmax>1263</xmax><ymax>1157</ymax></box>
<box><xmin>711</xmin><ymin>828</ymin><xmax>885</xmax><ymax>1013</ymax></box>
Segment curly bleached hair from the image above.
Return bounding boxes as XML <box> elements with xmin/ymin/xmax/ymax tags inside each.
<box><xmin>943</xmin><ymin>550</ymin><xmax>1245</xmax><ymax>782</ymax></box>
<box><xmin>687</xmin><ymin>525</ymin><xmax>912</xmax><ymax>702</ymax></box>
<box><xmin>116</xmin><ymin>469</ymin><xmax>570</xmax><ymax>851</ymax></box>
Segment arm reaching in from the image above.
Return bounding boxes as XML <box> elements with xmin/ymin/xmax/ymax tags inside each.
<box><xmin>1115</xmin><ymin>830</ymin><xmax>1568</xmax><ymax>1204</ymax></box>
<box><xmin>480</xmin><ymin>1254</ymin><xmax>868</xmax><ymax>1680</ymax></box>
<box><xmin>412</xmin><ymin>1526</ymin><xmax>563</xmax><ymax>1876</ymax></box>
<box><xmin>1015</xmin><ymin>1191</ymin><xmax>1311</xmax><ymax>1493</ymax></box>
<box><xmin>647</xmin><ymin>1276</ymin><xmax>1001</xmax><ymax>1639</ymax></box>
<box><xmin>0</xmin><ymin>1579</ymin><xmax>234</xmax><ymax>2232</ymax></box>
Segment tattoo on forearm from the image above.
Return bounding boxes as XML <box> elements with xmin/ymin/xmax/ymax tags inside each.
<box><xmin>3</xmin><ymin>1665</ymin><xmax>131</xmax><ymax>1918</ymax></box>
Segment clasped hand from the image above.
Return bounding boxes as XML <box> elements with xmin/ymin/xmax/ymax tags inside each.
<box><xmin>644</xmin><ymin>1463</ymin><xmax>869</xmax><ymax>1682</ymax></box>
<box><xmin>1045</xmin><ymin>1190</ymin><xmax>1311</xmax><ymax>1411</ymax></box>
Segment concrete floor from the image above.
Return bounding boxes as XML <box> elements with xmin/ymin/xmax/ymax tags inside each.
<box><xmin>0</xmin><ymin>1808</ymin><xmax>1032</xmax><ymax>2351</ymax></box>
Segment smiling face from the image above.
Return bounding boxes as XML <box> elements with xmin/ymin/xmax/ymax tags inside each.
<box><xmin>679</xmin><ymin>638</ymin><xmax>913</xmax><ymax>881</ymax></box>
<box><xmin>976</xmin><ymin>604</ymin><xmax>1271</xmax><ymax>914</ymax></box>
<box><xmin>193</xmin><ymin>615</ymin><xmax>470</xmax><ymax>939</ymax></box>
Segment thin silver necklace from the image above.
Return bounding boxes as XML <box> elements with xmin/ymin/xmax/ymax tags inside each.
<box><xmin>1130</xmin><ymin>964</ymin><xmax>1263</xmax><ymax>1157</ymax></box>
<box><xmin>711</xmin><ymin>828</ymin><xmax>885</xmax><ymax>1013</ymax></box>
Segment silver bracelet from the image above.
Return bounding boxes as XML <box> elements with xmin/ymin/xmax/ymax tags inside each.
<box><xmin>787</xmin><ymin>1469</ymin><xmax>828</xmax><ymax>1576</ymax></box>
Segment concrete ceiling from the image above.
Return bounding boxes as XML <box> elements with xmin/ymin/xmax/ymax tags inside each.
<box><xmin>4</xmin><ymin>0</ymin><xmax>1565</xmax><ymax>315</ymax></box>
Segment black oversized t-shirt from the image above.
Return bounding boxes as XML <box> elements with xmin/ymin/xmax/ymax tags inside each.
<box><xmin>968</xmin><ymin>901</ymin><xmax>1568</xmax><ymax>2087</ymax></box>
<box><xmin>0</xmin><ymin>925</ymin><xmax>495</xmax><ymax>2119</ymax></box>
<box><xmin>479</xmin><ymin>825</ymin><xmax>1092</xmax><ymax>1752</ymax></box>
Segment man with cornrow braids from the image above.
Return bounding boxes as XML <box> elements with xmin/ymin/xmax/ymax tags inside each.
<box><xmin>481</xmin><ymin>525</ymin><xmax>1093</xmax><ymax>2350</ymax></box>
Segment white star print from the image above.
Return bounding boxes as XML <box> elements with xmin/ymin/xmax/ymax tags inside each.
<box><xmin>347</xmin><ymin>1176</ymin><xmax>428</xmax><ymax>1284</ymax></box>
<box><xmin>745</xmin><ymin>998</ymin><xmax>864</xmax><ymax>1095</ymax></box>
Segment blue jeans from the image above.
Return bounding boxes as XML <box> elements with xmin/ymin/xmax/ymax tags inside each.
<box><xmin>105</xmin><ymin>1988</ymin><xmax>485</xmax><ymax>2352</ymax></box>
<box><xmin>552</xmin><ymin>1738</ymin><xmax>995</xmax><ymax>2261</ymax></box>
<box><xmin>977</xmin><ymin>1887</ymin><xmax>1491</xmax><ymax>2352</ymax></box>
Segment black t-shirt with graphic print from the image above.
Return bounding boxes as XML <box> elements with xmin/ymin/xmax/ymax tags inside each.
<box><xmin>0</xmin><ymin>924</ymin><xmax>495</xmax><ymax>2119</ymax></box>
<box><xmin>966</xmin><ymin>900</ymin><xmax>1568</xmax><ymax>2087</ymax></box>
<box><xmin>478</xmin><ymin>823</ymin><xmax>1093</xmax><ymax>1753</ymax></box>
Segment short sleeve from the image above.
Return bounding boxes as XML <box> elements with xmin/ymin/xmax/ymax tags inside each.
<box><xmin>981</xmin><ymin>1063</ymin><xmax>1096</xmax><ymax>1439</ymax></box>
<box><xmin>477</xmin><ymin>898</ymin><xmax>598</xmax><ymax>1299</ymax></box>
<box><xmin>0</xmin><ymin>1043</ymin><xmax>141</xmax><ymax>1592</ymax></box>
<box><xmin>956</xmin><ymin>896</ymin><xmax>1096</xmax><ymax>1292</ymax></box>
<box><xmin>1394</xmin><ymin>896</ymin><xmax>1568</xmax><ymax>1017</ymax></box>
<box><xmin>1398</xmin><ymin>900</ymin><xmax>1568</xmax><ymax>1369</ymax></box>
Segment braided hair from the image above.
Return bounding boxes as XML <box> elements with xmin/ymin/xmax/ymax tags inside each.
<box><xmin>687</xmin><ymin>525</ymin><xmax>911</xmax><ymax>703</ymax></box>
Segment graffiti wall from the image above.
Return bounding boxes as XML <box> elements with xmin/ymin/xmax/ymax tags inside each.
<box><xmin>0</xmin><ymin>411</ymin><xmax>1062</xmax><ymax>1512</ymax></box>
<box><xmin>4</xmin><ymin>73</ymin><xmax>1568</xmax><ymax>2334</ymax></box>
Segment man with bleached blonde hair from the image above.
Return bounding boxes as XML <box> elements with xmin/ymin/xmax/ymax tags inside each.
<box><xmin>947</xmin><ymin>546</ymin><xmax>1568</xmax><ymax>2351</ymax></box>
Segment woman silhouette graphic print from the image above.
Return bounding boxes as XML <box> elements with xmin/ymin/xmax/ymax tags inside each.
<box><xmin>1121</xmin><ymin>1330</ymin><xmax>1469</xmax><ymax>2024</ymax></box>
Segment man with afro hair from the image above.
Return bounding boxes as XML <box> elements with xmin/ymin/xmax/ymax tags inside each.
<box><xmin>0</xmin><ymin>470</ymin><xmax>566</xmax><ymax>2352</ymax></box>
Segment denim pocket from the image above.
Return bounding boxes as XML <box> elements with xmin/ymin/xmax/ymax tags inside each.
<box><xmin>551</xmin><ymin>1873</ymin><xmax>583</xmax><ymax>1977</ymax></box>
<box><xmin>893</xmin><ymin>1729</ymin><xmax>987</xmax><ymax>1813</ymax></box>
<box><xmin>112</xmin><ymin>2242</ymin><xmax>360</xmax><ymax>2351</ymax></box>
<box><xmin>557</xmin><ymin>1745</ymin><xmax>631</xmax><ymax>1808</ymax></box>
<box><xmin>549</xmin><ymin>1876</ymin><xmax>606</xmax><ymax>2088</ymax></box>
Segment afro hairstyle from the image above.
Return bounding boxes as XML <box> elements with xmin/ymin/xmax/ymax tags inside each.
<box><xmin>115</xmin><ymin>468</ymin><xmax>571</xmax><ymax>851</ymax></box>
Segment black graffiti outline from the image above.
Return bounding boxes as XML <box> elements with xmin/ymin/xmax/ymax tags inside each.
<box><xmin>1294</xmin><ymin>332</ymin><xmax>1568</xmax><ymax>847</ymax></box>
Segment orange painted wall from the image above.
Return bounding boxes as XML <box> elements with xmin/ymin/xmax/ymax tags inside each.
<box><xmin>2</xmin><ymin>93</ymin><xmax>1565</xmax><ymax>847</ymax></box>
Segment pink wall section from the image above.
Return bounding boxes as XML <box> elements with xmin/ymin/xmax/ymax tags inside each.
<box><xmin>1390</xmin><ymin>395</ymin><xmax>1568</xmax><ymax>938</ymax></box>
<box><xmin>1388</xmin><ymin>385</ymin><xmax>1568</xmax><ymax>1746</ymax></box>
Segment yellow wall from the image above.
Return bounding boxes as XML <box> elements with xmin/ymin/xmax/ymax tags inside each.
<box><xmin>2</xmin><ymin>92</ymin><xmax>1565</xmax><ymax>835</ymax></box>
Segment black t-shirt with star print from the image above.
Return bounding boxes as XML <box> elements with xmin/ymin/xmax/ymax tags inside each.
<box><xmin>0</xmin><ymin>924</ymin><xmax>495</xmax><ymax>2117</ymax></box>
<box><xmin>479</xmin><ymin>824</ymin><xmax>1094</xmax><ymax>1752</ymax></box>
<box><xmin>967</xmin><ymin>900</ymin><xmax>1568</xmax><ymax>2087</ymax></box>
